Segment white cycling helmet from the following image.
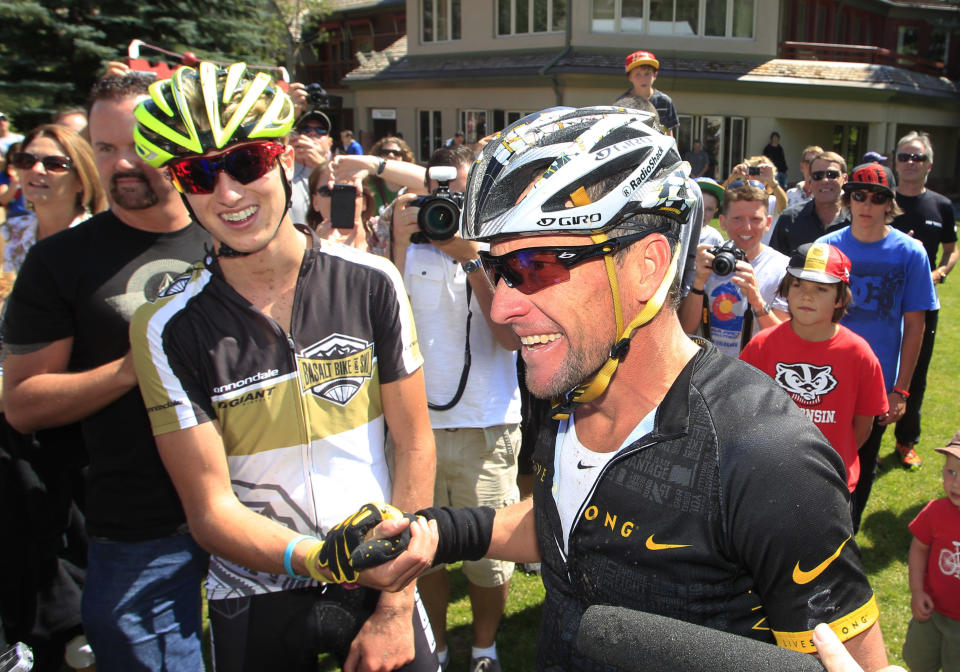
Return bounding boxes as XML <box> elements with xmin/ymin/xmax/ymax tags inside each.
<box><xmin>462</xmin><ymin>106</ymin><xmax>701</xmax><ymax>418</ymax></box>
<box><xmin>461</xmin><ymin>105</ymin><xmax>696</xmax><ymax>241</ymax></box>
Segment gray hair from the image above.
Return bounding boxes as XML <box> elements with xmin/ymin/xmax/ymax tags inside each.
<box><xmin>897</xmin><ymin>130</ymin><xmax>934</xmax><ymax>164</ymax></box>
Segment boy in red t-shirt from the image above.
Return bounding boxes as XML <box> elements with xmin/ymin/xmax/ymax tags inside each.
<box><xmin>741</xmin><ymin>243</ymin><xmax>888</xmax><ymax>495</ymax></box>
<box><xmin>902</xmin><ymin>430</ymin><xmax>960</xmax><ymax>671</ymax></box>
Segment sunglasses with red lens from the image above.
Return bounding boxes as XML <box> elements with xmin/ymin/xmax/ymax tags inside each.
<box><xmin>12</xmin><ymin>152</ymin><xmax>73</xmax><ymax>172</ymax></box>
<box><xmin>478</xmin><ymin>226</ymin><xmax>667</xmax><ymax>295</ymax></box>
<box><xmin>167</xmin><ymin>142</ymin><xmax>286</xmax><ymax>195</ymax></box>
<box><xmin>850</xmin><ymin>190</ymin><xmax>891</xmax><ymax>205</ymax></box>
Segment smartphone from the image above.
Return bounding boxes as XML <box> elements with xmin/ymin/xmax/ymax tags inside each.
<box><xmin>330</xmin><ymin>184</ymin><xmax>357</xmax><ymax>229</ymax></box>
<box><xmin>747</xmin><ymin>166</ymin><xmax>761</xmax><ymax>176</ymax></box>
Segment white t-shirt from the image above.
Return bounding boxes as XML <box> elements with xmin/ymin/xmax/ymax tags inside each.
<box><xmin>703</xmin><ymin>245</ymin><xmax>789</xmax><ymax>357</ymax></box>
<box><xmin>553</xmin><ymin>408</ymin><xmax>657</xmax><ymax>554</ymax></box>
<box><xmin>403</xmin><ymin>244</ymin><xmax>521</xmax><ymax>428</ymax></box>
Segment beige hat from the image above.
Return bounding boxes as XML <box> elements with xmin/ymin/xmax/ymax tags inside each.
<box><xmin>934</xmin><ymin>429</ymin><xmax>960</xmax><ymax>460</ymax></box>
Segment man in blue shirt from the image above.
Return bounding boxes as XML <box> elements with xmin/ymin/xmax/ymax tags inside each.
<box><xmin>817</xmin><ymin>162</ymin><xmax>938</xmax><ymax>531</ymax></box>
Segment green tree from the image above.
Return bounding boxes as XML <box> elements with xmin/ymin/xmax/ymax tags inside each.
<box><xmin>0</xmin><ymin>0</ymin><xmax>326</xmax><ymax>130</ymax></box>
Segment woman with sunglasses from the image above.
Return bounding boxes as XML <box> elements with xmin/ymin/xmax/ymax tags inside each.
<box><xmin>818</xmin><ymin>162</ymin><xmax>939</xmax><ymax>533</ymax></box>
<box><xmin>329</xmin><ymin>137</ymin><xmax>429</xmax><ymax>215</ymax></box>
<box><xmin>305</xmin><ymin>157</ymin><xmax>388</xmax><ymax>256</ymax></box>
<box><xmin>3</xmin><ymin>125</ymin><xmax>106</xmax><ymax>272</ymax></box>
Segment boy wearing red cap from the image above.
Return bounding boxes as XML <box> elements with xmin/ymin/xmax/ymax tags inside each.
<box><xmin>616</xmin><ymin>50</ymin><xmax>678</xmax><ymax>136</ymax></box>
<box><xmin>741</xmin><ymin>242</ymin><xmax>888</xmax><ymax>497</ymax></box>
<box><xmin>902</xmin><ymin>430</ymin><xmax>960</xmax><ymax>672</ymax></box>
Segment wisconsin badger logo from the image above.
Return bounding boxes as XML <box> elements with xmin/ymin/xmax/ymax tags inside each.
<box><xmin>297</xmin><ymin>334</ymin><xmax>374</xmax><ymax>405</ymax></box>
<box><xmin>774</xmin><ymin>362</ymin><xmax>837</xmax><ymax>405</ymax></box>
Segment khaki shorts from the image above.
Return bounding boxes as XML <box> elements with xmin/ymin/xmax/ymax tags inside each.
<box><xmin>902</xmin><ymin>611</ymin><xmax>960</xmax><ymax>672</ymax></box>
<box><xmin>428</xmin><ymin>424</ymin><xmax>521</xmax><ymax>588</ymax></box>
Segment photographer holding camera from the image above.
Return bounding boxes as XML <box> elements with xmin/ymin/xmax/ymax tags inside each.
<box><xmin>391</xmin><ymin>145</ymin><xmax>521</xmax><ymax>672</ymax></box>
<box><xmin>680</xmin><ymin>180</ymin><xmax>790</xmax><ymax>355</ymax></box>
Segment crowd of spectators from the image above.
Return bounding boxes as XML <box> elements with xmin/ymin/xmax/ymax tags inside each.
<box><xmin>0</xmin><ymin>48</ymin><xmax>955</xmax><ymax>672</ymax></box>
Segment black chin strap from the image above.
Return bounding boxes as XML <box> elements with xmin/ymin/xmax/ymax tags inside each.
<box><xmin>183</xmin><ymin>161</ymin><xmax>293</xmax><ymax>261</ymax></box>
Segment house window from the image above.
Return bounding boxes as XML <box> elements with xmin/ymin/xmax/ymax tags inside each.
<box><xmin>422</xmin><ymin>0</ymin><xmax>461</xmax><ymax>43</ymax></box>
<box><xmin>677</xmin><ymin>114</ymin><xmax>745</xmax><ymax>180</ymax></box>
<box><xmin>460</xmin><ymin>110</ymin><xmax>488</xmax><ymax>144</ymax></box>
<box><xmin>497</xmin><ymin>0</ymin><xmax>567</xmax><ymax>35</ymax></box>
<box><xmin>592</xmin><ymin>0</ymin><xmax>753</xmax><ymax>38</ymax></box>
<box><xmin>493</xmin><ymin>110</ymin><xmax>534</xmax><ymax>131</ymax></box>
<box><xmin>419</xmin><ymin>110</ymin><xmax>443</xmax><ymax>162</ymax></box>
<box><xmin>929</xmin><ymin>29</ymin><xmax>950</xmax><ymax>64</ymax></box>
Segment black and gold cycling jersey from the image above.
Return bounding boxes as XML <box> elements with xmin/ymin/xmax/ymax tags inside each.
<box><xmin>531</xmin><ymin>343</ymin><xmax>877</xmax><ymax>670</ymax></box>
<box><xmin>131</xmin><ymin>233</ymin><xmax>421</xmax><ymax>600</ymax></box>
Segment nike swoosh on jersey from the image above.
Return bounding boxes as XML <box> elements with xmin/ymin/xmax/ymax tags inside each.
<box><xmin>645</xmin><ymin>534</ymin><xmax>691</xmax><ymax>550</ymax></box>
<box><xmin>792</xmin><ymin>535</ymin><xmax>851</xmax><ymax>584</ymax></box>
<box><xmin>576</xmin><ymin>461</ymin><xmax>596</xmax><ymax>469</ymax></box>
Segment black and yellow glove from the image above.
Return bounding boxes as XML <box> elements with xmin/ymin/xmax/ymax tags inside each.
<box><xmin>304</xmin><ymin>502</ymin><xmax>416</xmax><ymax>583</ymax></box>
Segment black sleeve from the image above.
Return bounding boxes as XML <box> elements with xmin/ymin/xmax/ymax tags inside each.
<box><xmin>3</xmin><ymin>243</ymin><xmax>74</xmax><ymax>347</ymax></box>
<box><xmin>720</xmin><ymin>374</ymin><xmax>876</xmax><ymax>650</ymax></box>
<box><xmin>769</xmin><ymin>210</ymin><xmax>791</xmax><ymax>255</ymax></box>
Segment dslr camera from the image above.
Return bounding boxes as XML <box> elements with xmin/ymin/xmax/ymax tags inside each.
<box><xmin>410</xmin><ymin>166</ymin><xmax>464</xmax><ymax>244</ymax></box>
<box><xmin>303</xmin><ymin>82</ymin><xmax>343</xmax><ymax>114</ymax></box>
<box><xmin>709</xmin><ymin>239</ymin><xmax>747</xmax><ymax>277</ymax></box>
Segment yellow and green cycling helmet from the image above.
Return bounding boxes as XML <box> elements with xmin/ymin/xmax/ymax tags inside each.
<box><xmin>133</xmin><ymin>61</ymin><xmax>294</xmax><ymax>168</ymax></box>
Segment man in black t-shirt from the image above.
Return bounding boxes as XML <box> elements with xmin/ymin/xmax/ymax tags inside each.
<box><xmin>2</xmin><ymin>74</ymin><xmax>210</xmax><ymax>670</ymax></box>
<box><xmin>890</xmin><ymin>131</ymin><xmax>958</xmax><ymax>470</ymax></box>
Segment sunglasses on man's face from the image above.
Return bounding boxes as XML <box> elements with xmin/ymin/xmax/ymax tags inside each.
<box><xmin>298</xmin><ymin>126</ymin><xmax>328</xmax><ymax>137</ymax></box>
<box><xmin>850</xmin><ymin>190</ymin><xmax>891</xmax><ymax>205</ymax></box>
<box><xmin>167</xmin><ymin>142</ymin><xmax>286</xmax><ymax>195</ymax></box>
<box><xmin>12</xmin><ymin>152</ymin><xmax>73</xmax><ymax>172</ymax></box>
<box><xmin>896</xmin><ymin>152</ymin><xmax>928</xmax><ymax>163</ymax></box>
<box><xmin>478</xmin><ymin>227</ymin><xmax>666</xmax><ymax>295</ymax></box>
<box><xmin>811</xmin><ymin>170</ymin><xmax>841</xmax><ymax>181</ymax></box>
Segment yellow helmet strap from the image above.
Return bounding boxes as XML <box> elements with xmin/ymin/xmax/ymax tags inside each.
<box><xmin>552</xmin><ymin>238</ymin><xmax>680</xmax><ymax>420</ymax></box>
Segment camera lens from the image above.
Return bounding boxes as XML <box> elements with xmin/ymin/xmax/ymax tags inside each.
<box><xmin>417</xmin><ymin>199</ymin><xmax>460</xmax><ymax>241</ymax></box>
<box><xmin>711</xmin><ymin>252</ymin><xmax>737</xmax><ymax>277</ymax></box>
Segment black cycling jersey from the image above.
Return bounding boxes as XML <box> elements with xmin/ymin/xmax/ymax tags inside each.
<box><xmin>531</xmin><ymin>343</ymin><xmax>876</xmax><ymax>671</ymax></box>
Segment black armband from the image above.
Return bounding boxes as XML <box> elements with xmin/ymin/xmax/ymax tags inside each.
<box><xmin>416</xmin><ymin>506</ymin><xmax>496</xmax><ymax>566</ymax></box>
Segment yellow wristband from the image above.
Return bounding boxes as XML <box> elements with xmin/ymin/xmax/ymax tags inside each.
<box><xmin>303</xmin><ymin>541</ymin><xmax>329</xmax><ymax>582</ymax></box>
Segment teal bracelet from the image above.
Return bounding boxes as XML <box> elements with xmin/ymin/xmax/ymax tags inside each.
<box><xmin>283</xmin><ymin>535</ymin><xmax>318</xmax><ymax>580</ymax></box>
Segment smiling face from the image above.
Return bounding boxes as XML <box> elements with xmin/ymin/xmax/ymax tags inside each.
<box><xmin>809</xmin><ymin>158</ymin><xmax>845</xmax><ymax>205</ymax></box>
<box><xmin>182</xmin><ymin>142</ymin><xmax>294</xmax><ymax>255</ymax></box>
<box><xmin>489</xmin><ymin>232</ymin><xmax>619</xmax><ymax>399</ymax></box>
<box><xmin>719</xmin><ymin>199</ymin><xmax>770</xmax><ymax>259</ymax></box>
<box><xmin>18</xmin><ymin>135</ymin><xmax>82</xmax><ymax>210</ymax></box>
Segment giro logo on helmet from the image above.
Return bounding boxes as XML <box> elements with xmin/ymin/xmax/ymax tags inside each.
<box><xmin>594</xmin><ymin>137</ymin><xmax>645</xmax><ymax>160</ymax></box>
<box><xmin>536</xmin><ymin>213</ymin><xmax>603</xmax><ymax>227</ymax></box>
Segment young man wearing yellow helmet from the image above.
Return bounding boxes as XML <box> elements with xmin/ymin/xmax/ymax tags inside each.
<box><xmin>128</xmin><ymin>62</ymin><xmax>438</xmax><ymax>671</ymax></box>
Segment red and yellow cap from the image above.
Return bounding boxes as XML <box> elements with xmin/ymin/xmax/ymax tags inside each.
<box><xmin>787</xmin><ymin>243</ymin><xmax>851</xmax><ymax>285</ymax></box>
<box><xmin>625</xmin><ymin>50</ymin><xmax>660</xmax><ymax>73</ymax></box>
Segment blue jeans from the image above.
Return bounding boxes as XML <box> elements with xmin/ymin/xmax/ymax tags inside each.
<box><xmin>82</xmin><ymin>533</ymin><xmax>208</xmax><ymax>672</ymax></box>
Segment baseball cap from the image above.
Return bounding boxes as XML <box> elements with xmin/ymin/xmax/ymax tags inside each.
<box><xmin>0</xmin><ymin>112</ymin><xmax>7</xmax><ymax>121</ymax></box>
<box><xmin>625</xmin><ymin>50</ymin><xmax>660</xmax><ymax>73</ymax></box>
<box><xmin>862</xmin><ymin>151</ymin><xmax>887</xmax><ymax>163</ymax></box>
<box><xmin>695</xmin><ymin>177</ymin><xmax>724</xmax><ymax>203</ymax></box>
<box><xmin>786</xmin><ymin>243</ymin><xmax>851</xmax><ymax>285</ymax></box>
<box><xmin>295</xmin><ymin>109</ymin><xmax>331</xmax><ymax>133</ymax></box>
<box><xmin>842</xmin><ymin>162</ymin><xmax>896</xmax><ymax>198</ymax></box>
<box><xmin>935</xmin><ymin>429</ymin><xmax>960</xmax><ymax>461</ymax></box>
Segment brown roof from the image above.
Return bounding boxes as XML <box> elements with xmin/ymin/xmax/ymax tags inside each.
<box><xmin>345</xmin><ymin>43</ymin><xmax>960</xmax><ymax>98</ymax></box>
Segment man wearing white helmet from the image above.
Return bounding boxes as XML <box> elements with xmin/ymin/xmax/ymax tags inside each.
<box><xmin>357</xmin><ymin>107</ymin><xmax>890</xmax><ymax>671</ymax></box>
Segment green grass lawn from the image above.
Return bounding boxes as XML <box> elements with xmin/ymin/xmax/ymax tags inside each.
<box><xmin>225</xmin><ymin>267</ymin><xmax>960</xmax><ymax>672</ymax></box>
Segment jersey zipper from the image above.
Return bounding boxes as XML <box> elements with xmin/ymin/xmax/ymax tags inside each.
<box><xmin>561</xmin><ymin>438</ymin><xmax>658</xmax><ymax>583</ymax></box>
